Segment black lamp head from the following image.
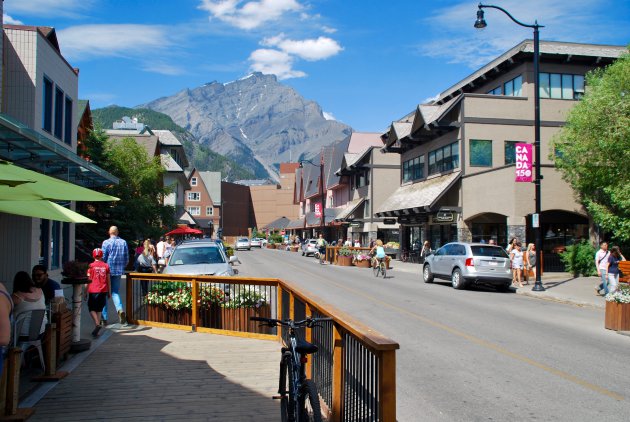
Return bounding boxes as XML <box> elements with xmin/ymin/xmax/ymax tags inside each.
<box><xmin>474</xmin><ymin>8</ymin><xmax>487</xmax><ymax>29</ymax></box>
<box><xmin>298</xmin><ymin>161</ymin><xmax>304</xmax><ymax>168</ymax></box>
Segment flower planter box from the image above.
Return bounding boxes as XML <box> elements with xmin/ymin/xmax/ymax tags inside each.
<box><xmin>147</xmin><ymin>305</ymin><xmax>192</xmax><ymax>326</ymax></box>
<box><xmin>605</xmin><ymin>301</ymin><xmax>630</xmax><ymax>331</ymax></box>
<box><xmin>354</xmin><ymin>260</ymin><xmax>371</xmax><ymax>268</ymax></box>
<box><xmin>199</xmin><ymin>304</ymin><xmax>223</xmax><ymax>329</ymax></box>
<box><xmin>290</xmin><ymin>246</ymin><xmax>299</xmax><ymax>252</ymax></box>
<box><xmin>221</xmin><ymin>305</ymin><xmax>272</xmax><ymax>334</ymax></box>
<box><xmin>337</xmin><ymin>255</ymin><xmax>352</xmax><ymax>266</ymax></box>
<box><xmin>267</xmin><ymin>244</ymin><xmax>276</xmax><ymax>249</ymax></box>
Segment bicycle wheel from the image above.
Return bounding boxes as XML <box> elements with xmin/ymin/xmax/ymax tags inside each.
<box><xmin>281</xmin><ymin>397</ymin><xmax>289</xmax><ymax>422</ymax></box>
<box><xmin>372</xmin><ymin>261</ymin><xmax>379</xmax><ymax>277</ymax></box>
<box><xmin>381</xmin><ymin>262</ymin><xmax>387</xmax><ymax>278</ymax></box>
<box><xmin>298</xmin><ymin>379</ymin><xmax>323</xmax><ymax>422</ymax></box>
<box><xmin>280</xmin><ymin>353</ymin><xmax>296</xmax><ymax>421</ymax></box>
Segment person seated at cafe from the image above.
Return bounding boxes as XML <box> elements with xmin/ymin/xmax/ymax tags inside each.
<box><xmin>31</xmin><ymin>265</ymin><xmax>62</xmax><ymax>305</ymax></box>
<box><xmin>12</xmin><ymin>271</ymin><xmax>47</xmax><ymax>339</ymax></box>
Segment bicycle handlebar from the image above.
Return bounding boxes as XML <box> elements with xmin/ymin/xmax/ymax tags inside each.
<box><xmin>250</xmin><ymin>316</ymin><xmax>333</xmax><ymax>328</ymax></box>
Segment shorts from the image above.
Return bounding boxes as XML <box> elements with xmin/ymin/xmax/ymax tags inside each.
<box><xmin>88</xmin><ymin>293</ymin><xmax>108</xmax><ymax>313</ymax></box>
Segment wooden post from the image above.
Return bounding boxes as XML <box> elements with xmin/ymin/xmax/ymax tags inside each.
<box><xmin>378</xmin><ymin>350</ymin><xmax>397</xmax><ymax>422</ymax></box>
<box><xmin>305</xmin><ymin>303</ymin><xmax>312</xmax><ymax>379</ymax></box>
<box><xmin>126</xmin><ymin>273</ymin><xmax>133</xmax><ymax>323</ymax></box>
<box><xmin>4</xmin><ymin>348</ymin><xmax>21</xmax><ymax>415</ymax></box>
<box><xmin>191</xmin><ymin>278</ymin><xmax>198</xmax><ymax>331</ymax></box>
<box><xmin>331</xmin><ymin>323</ymin><xmax>344</xmax><ymax>422</ymax></box>
<box><xmin>289</xmin><ymin>292</ymin><xmax>295</xmax><ymax>321</ymax></box>
<box><xmin>32</xmin><ymin>323</ymin><xmax>69</xmax><ymax>382</ymax></box>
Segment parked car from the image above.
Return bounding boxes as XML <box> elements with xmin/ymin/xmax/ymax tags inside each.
<box><xmin>250</xmin><ymin>238</ymin><xmax>262</xmax><ymax>248</ymax></box>
<box><xmin>162</xmin><ymin>239</ymin><xmax>238</xmax><ymax>276</ymax></box>
<box><xmin>422</xmin><ymin>242</ymin><xmax>512</xmax><ymax>291</ymax></box>
<box><xmin>235</xmin><ymin>238</ymin><xmax>251</xmax><ymax>250</ymax></box>
<box><xmin>301</xmin><ymin>239</ymin><xmax>319</xmax><ymax>256</ymax></box>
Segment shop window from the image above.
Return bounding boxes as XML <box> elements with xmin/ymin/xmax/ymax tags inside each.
<box><xmin>42</xmin><ymin>77</ymin><xmax>53</xmax><ymax>133</ymax></box>
<box><xmin>503</xmin><ymin>75</ymin><xmax>522</xmax><ymax>96</ymax></box>
<box><xmin>428</xmin><ymin>142</ymin><xmax>459</xmax><ymax>175</ymax></box>
<box><xmin>540</xmin><ymin>72</ymin><xmax>585</xmax><ymax>100</ymax></box>
<box><xmin>504</xmin><ymin>141</ymin><xmax>519</xmax><ymax>165</ymax></box>
<box><xmin>64</xmin><ymin>96</ymin><xmax>73</xmax><ymax>145</ymax></box>
<box><xmin>470</xmin><ymin>140</ymin><xmax>492</xmax><ymax>167</ymax></box>
<box><xmin>54</xmin><ymin>87</ymin><xmax>64</xmax><ymax>139</ymax></box>
<box><xmin>403</xmin><ymin>155</ymin><xmax>424</xmax><ymax>183</ymax></box>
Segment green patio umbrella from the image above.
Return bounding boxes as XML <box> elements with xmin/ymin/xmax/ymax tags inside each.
<box><xmin>0</xmin><ymin>160</ymin><xmax>118</xmax><ymax>202</ymax></box>
<box><xmin>0</xmin><ymin>200</ymin><xmax>96</xmax><ymax>223</ymax></box>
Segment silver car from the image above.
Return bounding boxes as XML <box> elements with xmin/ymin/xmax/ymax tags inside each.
<box><xmin>422</xmin><ymin>242</ymin><xmax>512</xmax><ymax>291</ymax></box>
<box><xmin>301</xmin><ymin>239</ymin><xmax>318</xmax><ymax>256</ymax></box>
<box><xmin>162</xmin><ymin>240</ymin><xmax>237</xmax><ymax>276</ymax></box>
<box><xmin>250</xmin><ymin>238</ymin><xmax>262</xmax><ymax>248</ymax></box>
<box><xmin>235</xmin><ymin>238</ymin><xmax>251</xmax><ymax>250</ymax></box>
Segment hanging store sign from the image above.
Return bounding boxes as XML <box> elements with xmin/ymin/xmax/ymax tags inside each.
<box><xmin>314</xmin><ymin>202</ymin><xmax>322</xmax><ymax>218</ymax></box>
<box><xmin>433</xmin><ymin>211</ymin><xmax>455</xmax><ymax>223</ymax></box>
<box><xmin>515</xmin><ymin>143</ymin><xmax>533</xmax><ymax>182</ymax></box>
<box><xmin>383</xmin><ymin>218</ymin><xmax>397</xmax><ymax>225</ymax></box>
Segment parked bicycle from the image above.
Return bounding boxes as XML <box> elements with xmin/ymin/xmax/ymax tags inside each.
<box><xmin>251</xmin><ymin>316</ymin><xmax>332</xmax><ymax>422</ymax></box>
<box><xmin>373</xmin><ymin>257</ymin><xmax>387</xmax><ymax>278</ymax></box>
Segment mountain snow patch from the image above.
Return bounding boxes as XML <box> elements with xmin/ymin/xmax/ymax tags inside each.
<box><xmin>323</xmin><ymin>111</ymin><xmax>336</xmax><ymax>121</ymax></box>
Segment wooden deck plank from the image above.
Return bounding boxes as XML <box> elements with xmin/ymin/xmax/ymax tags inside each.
<box><xmin>29</xmin><ymin>327</ymin><xmax>280</xmax><ymax>421</ymax></box>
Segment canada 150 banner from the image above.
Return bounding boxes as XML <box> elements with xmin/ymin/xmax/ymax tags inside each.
<box><xmin>515</xmin><ymin>143</ymin><xmax>533</xmax><ymax>183</ymax></box>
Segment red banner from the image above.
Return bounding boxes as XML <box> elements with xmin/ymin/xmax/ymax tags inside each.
<box><xmin>314</xmin><ymin>202</ymin><xmax>322</xmax><ymax>218</ymax></box>
<box><xmin>515</xmin><ymin>143</ymin><xmax>533</xmax><ymax>182</ymax></box>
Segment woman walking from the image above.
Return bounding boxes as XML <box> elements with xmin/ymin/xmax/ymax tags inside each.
<box><xmin>510</xmin><ymin>242</ymin><xmax>524</xmax><ymax>288</ymax></box>
<box><xmin>605</xmin><ymin>246</ymin><xmax>626</xmax><ymax>294</ymax></box>
<box><xmin>523</xmin><ymin>243</ymin><xmax>536</xmax><ymax>285</ymax></box>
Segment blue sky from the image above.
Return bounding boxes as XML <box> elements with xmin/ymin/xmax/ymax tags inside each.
<box><xmin>5</xmin><ymin>0</ymin><xmax>629</xmax><ymax>132</ymax></box>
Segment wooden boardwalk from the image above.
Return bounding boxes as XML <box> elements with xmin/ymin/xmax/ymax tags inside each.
<box><xmin>30</xmin><ymin>327</ymin><xmax>280</xmax><ymax>421</ymax></box>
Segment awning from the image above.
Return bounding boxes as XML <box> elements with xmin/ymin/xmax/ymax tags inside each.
<box><xmin>262</xmin><ymin>216</ymin><xmax>290</xmax><ymax>230</ymax></box>
<box><xmin>334</xmin><ymin>198</ymin><xmax>365</xmax><ymax>221</ymax></box>
<box><xmin>375</xmin><ymin>172</ymin><xmax>461</xmax><ymax>216</ymax></box>
<box><xmin>0</xmin><ymin>200</ymin><xmax>95</xmax><ymax>223</ymax></box>
<box><xmin>286</xmin><ymin>218</ymin><xmax>305</xmax><ymax>229</ymax></box>
<box><xmin>305</xmin><ymin>208</ymin><xmax>341</xmax><ymax>227</ymax></box>
<box><xmin>0</xmin><ymin>113</ymin><xmax>118</xmax><ymax>187</ymax></box>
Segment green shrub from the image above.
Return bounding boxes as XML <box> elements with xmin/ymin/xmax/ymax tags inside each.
<box><xmin>338</xmin><ymin>246</ymin><xmax>352</xmax><ymax>256</ymax></box>
<box><xmin>270</xmin><ymin>233</ymin><xmax>283</xmax><ymax>244</ymax></box>
<box><xmin>559</xmin><ymin>240</ymin><xmax>597</xmax><ymax>277</ymax></box>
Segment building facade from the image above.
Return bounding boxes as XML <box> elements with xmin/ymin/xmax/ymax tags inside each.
<box><xmin>184</xmin><ymin>170</ymin><xmax>222</xmax><ymax>237</ymax></box>
<box><xmin>377</xmin><ymin>40</ymin><xmax>625</xmax><ymax>270</ymax></box>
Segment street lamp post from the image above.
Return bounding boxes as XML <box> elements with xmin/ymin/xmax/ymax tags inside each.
<box><xmin>299</xmin><ymin>157</ymin><xmax>325</xmax><ymax>239</ymax></box>
<box><xmin>475</xmin><ymin>3</ymin><xmax>545</xmax><ymax>292</ymax></box>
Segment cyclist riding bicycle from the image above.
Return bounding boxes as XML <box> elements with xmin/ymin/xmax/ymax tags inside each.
<box><xmin>370</xmin><ymin>239</ymin><xmax>387</xmax><ymax>267</ymax></box>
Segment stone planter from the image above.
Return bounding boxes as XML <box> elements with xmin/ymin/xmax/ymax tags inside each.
<box><xmin>337</xmin><ymin>255</ymin><xmax>352</xmax><ymax>266</ymax></box>
<box><xmin>605</xmin><ymin>301</ymin><xmax>630</xmax><ymax>331</ymax></box>
<box><xmin>354</xmin><ymin>259</ymin><xmax>371</xmax><ymax>268</ymax></box>
<box><xmin>221</xmin><ymin>305</ymin><xmax>272</xmax><ymax>334</ymax></box>
<box><xmin>267</xmin><ymin>244</ymin><xmax>276</xmax><ymax>249</ymax></box>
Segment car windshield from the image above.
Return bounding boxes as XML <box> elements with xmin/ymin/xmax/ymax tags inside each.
<box><xmin>169</xmin><ymin>246</ymin><xmax>226</xmax><ymax>266</ymax></box>
<box><xmin>238</xmin><ymin>238</ymin><xmax>248</xmax><ymax>242</ymax></box>
<box><xmin>471</xmin><ymin>245</ymin><xmax>509</xmax><ymax>258</ymax></box>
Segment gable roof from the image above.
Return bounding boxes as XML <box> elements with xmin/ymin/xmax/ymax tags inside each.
<box><xmin>153</xmin><ymin>130</ymin><xmax>183</xmax><ymax>147</ymax></box>
<box><xmin>198</xmin><ymin>171</ymin><xmax>222</xmax><ymax>204</ymax></box>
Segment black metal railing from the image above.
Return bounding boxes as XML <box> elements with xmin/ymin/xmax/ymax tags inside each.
<box><xmin>343</xmin><ymin>333</ymin><xmax>379</xmax><ymax>421</ymax></box>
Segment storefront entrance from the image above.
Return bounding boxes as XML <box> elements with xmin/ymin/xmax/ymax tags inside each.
<box><xmin>469</xmin><ymin>213</ymin><xmax>508</xmax><ymax>246</ymax></box>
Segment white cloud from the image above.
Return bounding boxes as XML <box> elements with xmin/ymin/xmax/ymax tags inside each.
<box><xmin>57</xmin><ymin>24</ymin><xmax>172</xmax><ymax>61</ymax></box>
<box><xmin>198</xmin><ymin>0</ymin><xmax>302</xmax><ymax>30</ymax></box>
<box><xmin>141</xmin><ymin>62</ymin><xmax>186</xmax><ymax>76</ymax></box>
<box><xmin>4</xmin><ymin>0</ymin><xmax>93</xmax><ymax>18</ymax></box>
<box><xmin>261</xmin><ymin>34</ymin><xmax>343</xmax><ymax>61</ymax></box>
<box><xmin>321</xmin><ymin>26</ymin><xmax>337</xmax><ymax>34</ymax></box>
<box><xmin>418</xmin><ymin>0</ymin><xmax>627</xmax><ymax>68</ymax></box>
<box><xmin>248</xmin><ymin>48</ymin><xmax>306</xmax><ymax>79</ymax></box>
<box><xmin>3</xmin><ymin>14</ymin><xmax>23</xmax><ymax>25</ymax></box>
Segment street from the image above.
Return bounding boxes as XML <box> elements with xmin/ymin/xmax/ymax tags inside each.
<box><xmin>234</xmin><ymin>247</ymin><xmax>630</xmax><ymax>421</ymax></box>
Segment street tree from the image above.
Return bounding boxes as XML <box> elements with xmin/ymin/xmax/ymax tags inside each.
<box><xmin>78</xmin><ymin>129</ymin><xmax>175</xmax><ymax>246</ymax></box>
<box><xmin>551</xmin><ymin>49</ymin><xmax>629</xmax><ymax>242</ymax></box>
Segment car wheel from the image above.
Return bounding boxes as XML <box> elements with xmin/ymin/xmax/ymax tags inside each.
<box><xmin>302</xmin><ymin>251</ymin><xmax>305</xmax><ymax>256</ymax></box>
<box><xmin>423</xmin><ymin>265</ymin><xmax>434</xmax><ymax>283</ymax></box>
<box><xmin>451</xmin><ymin>268</ymin><xmax>466</xmax><ymax>290</ymax></box>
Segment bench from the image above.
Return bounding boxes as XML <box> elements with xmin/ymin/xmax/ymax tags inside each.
<box><xmin>619</xmin><ymin>261</ymin><xmax>630</xmax><ymax>284</ymax></box>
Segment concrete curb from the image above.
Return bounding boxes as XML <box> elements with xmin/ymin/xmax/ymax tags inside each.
<box><xmin>515</xmin><ymin>289</ymin><xmax>605</xmax><ymax>309</ymax></box>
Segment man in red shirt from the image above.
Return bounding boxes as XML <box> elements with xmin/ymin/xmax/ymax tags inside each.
<box><xmin>85</xmin><ymin>248</ymin><xmax>111</xmax><ymax>338</ymax></box>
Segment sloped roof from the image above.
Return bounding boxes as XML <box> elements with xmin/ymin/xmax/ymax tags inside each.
<box><xmin>286</xmin><ymin>218</ymin><xmax>305</xmax><ymax>229</ymax></box>
<box><xmin>262</xmin><ymin>216</ymin><xmax>291</xmax><ymax>230</ymax></box>
<box><xmin>326</xmin><ymin>137</ymin><xmax>350</xmax><ymax>189</ymax></box>
<box><xmin>305</xmin><ymin>208</ymin><xmax>341</xmax><ymax>227</ymax></box>
<box><xmin>334</xmin><ymin>198</ymin><xmax>365</xmax><ymax>221</ymax></box>
<box><xmin>106</xmin><ymin>132</ymin><xmax>160</xmax><ymax>158</ymax></box>
<box><xmin>347</xmin><ymin>132</ymin><xmax>383</xmax><ymax>154</ymax></box>
<box><xmin>153</xmin><ymin>129</ymin><xmax>182</xmax><ymax>146</ymax></box>
<box><xmin>303</xmin><ymin>161</ymin><xmax>320</xmax><ymax>199</ymax></box>
<box><xmin>376</xmin><ymin>172</ymin><xmax>461</xmax><ymax>215</ymax></box>
<box><xmin>161</xmin><ymin>154</ymin><xmax>183</xmax><ymax>172</ymax></box>
<box><xmin>198</xmin><ymin>171</ymin><xmax>222</xmax><ymax>204</ymax></box>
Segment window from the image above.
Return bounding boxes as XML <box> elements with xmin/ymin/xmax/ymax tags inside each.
<box><xmin>540</xmin><ymin>73</ymin><xmax>585</xmax><ymax>99</ymax></box>
<box><xmin>64</xmin><ymin>97</ymin><xmax>73</xmax><ymax>145</ymax></box>
<box><xmin>470</xmin><ymin>140</ymin><xmax>492</xmax><ymax>167</ymax></box>
<box><xmin>42</xmin><ymin>77</ymin><xmax>53</xmax><ymax>132</ymax></box>
<box><xmin>355</xmin><ymin>171</ymin><xmax>369</xmax><ymax>188</ymax></box>
<box><xmin>363</xmin><ymin>200</ymin><xmax>370</xmax><ymax>218</ymax></box>
<box><xmin>428</xmin><ymin>142</ymin><xmax>459</xmax><ymax>175</ymax></box>
<box><xmin>188</xmin><ymin>192</ymin><xmax>200</xmax><ymax>201</ymax></box>
<box><xmin>54</xmin><ymin>87</ymin><xmax>64</xmax><ymax>139</ymax></box>
<box><xmin>504</xmin><ymin>141</ymin><xmax>520</xmax><ymax>165</ymax></box>
<box><xmin>503</xmin><ymin>75</ymin><xmax>522</xmax><ymax>96</ymax></box>
<box><xmin>187</xmin><ymin>206</ymin><xmax>201</xmax><ymax>216</ymax></box>
<box><xmin>487</xmin><ymin>86</ymin><xmax>501</xmax><ymax>95</ymax></box>
<box><xmin>402</xmin><ymin>156</ymin><xmax>425</xmax><ymax>183</ymax></box>
<box><xmin>191</xmin><ymin>177</ymin><xmax>197</xmax><ymax>186</ymax></box>
<box><xmin>206</xmin><ymin>206</ymin><xmax>213</xmax><ymax>216</ymax></box>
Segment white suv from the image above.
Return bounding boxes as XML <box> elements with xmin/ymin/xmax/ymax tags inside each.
<box><xmin>301</xmin><ymin>239</ymin><xmax>318</xmax><ymax>256</ymax></box>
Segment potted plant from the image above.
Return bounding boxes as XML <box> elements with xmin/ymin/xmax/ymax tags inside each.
<box><xmin>145</xmin><ymin>282</ymin><xmax>193</xmax><ymax>325</ymax></box>
<box><xmin>337</xmin><ymin>246</ymin><xmax>353</xmax><ymax>266</ymax></box>
<box><xmin>604</xmin><ymin>285</ymin><xmax>630</xmax><ymax>331</ymax></box>
<box><xmin>221</xmin><ymin>288</ymin><xmax>271</xmax><ymax>334</ymax></box>
<box><xmin>353</xmin><ymin>253</ymin><xmax>372</xmax><ymax>268</ymax></box>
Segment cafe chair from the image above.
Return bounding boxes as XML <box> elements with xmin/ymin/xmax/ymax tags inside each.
<box><xmin>13</xmin><ymin>309</ymin><xmax>46</xmax><ymax>371</ymax></box>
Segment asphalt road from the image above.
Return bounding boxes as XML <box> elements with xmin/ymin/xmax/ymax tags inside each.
<box><xmin>234</xmin><ymin>247</ymin><xmax>630</xmax><ymax>422</ymax></box>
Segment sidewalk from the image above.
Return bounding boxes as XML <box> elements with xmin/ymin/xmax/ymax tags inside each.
<box><xmin>389</xmin><ymin>259</ymin><xmax>606</xmax><ymax>309</ymax></box>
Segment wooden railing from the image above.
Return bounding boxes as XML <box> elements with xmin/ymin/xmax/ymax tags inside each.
<box><xmin>126</xmin><ymin>273</ymin><xmax>399</xmax><ymax>421</ymax></box>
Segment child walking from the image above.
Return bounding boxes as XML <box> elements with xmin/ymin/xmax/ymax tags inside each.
<box><xmin>85</xmin><ymin>248</ymin><xmax>111</xmax><ymax>338</ymax></box>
